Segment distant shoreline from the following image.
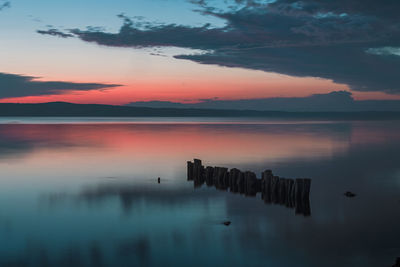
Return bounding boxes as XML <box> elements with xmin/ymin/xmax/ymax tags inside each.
<box><xmin>1</xmin><ymin>102</ymin><xmax>399</xmax><ymax>120</ymax></box>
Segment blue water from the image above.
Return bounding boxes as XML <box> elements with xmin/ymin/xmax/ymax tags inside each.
<box><xmin>0</xmin><ymin>119</ymin><xmax>399</xmax><ymax>266</ymax></box>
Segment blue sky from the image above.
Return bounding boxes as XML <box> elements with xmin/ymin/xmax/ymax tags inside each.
<box><xmin>5</xmin><ymin>0</ymin><xmax>224</xmax><ymax>30</ymax></box>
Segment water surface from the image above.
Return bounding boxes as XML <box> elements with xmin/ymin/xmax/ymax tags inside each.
<box><xmin>0</xmin><ymin>119</ymin><xmax>399</xmax><ymax>266</ymax></box>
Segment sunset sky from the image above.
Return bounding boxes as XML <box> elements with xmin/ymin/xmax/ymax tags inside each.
<box><xmin>1</xmin><ymin>0</ymin><xmax>400</xmax><ymax>105</ymax></box>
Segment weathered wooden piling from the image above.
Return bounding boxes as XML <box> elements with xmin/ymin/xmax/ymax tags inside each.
<box><xmin>222</xmin><ymin>169</ymin><xmax>229</xmax><ymax>189</ymax></box>
<box><xmin>187</xmin><ymin>161</ymin><xmax>194</xmax><ymax>181</ymax></box>
<box><xmin>286</xmin><ymin>179</ymin><xmax>295</xmax><ymax>207</ymax></box>
<box><xmin>212</xmin><ymin>167</ymin><xmax>220</xmax><ymax>186</ymax></box>
<box><xmin>271</xmin><ymin>176</ymin><xmax>280</xmax><ymax>203</ymax></box>
<box><xmin>261</xmin><ymin>170</ymin><xmax>273</xmax><ymax>190</ymax></box>
<box><xmin>193</xmin><ymin>159</ymin><xmax>202</xmax><ymax>180</ymax></box>
<box><xmin>229</xmin><ymin>168</ymin><xmax>240</xmax><ymax>192</ymax></box>
<box><xmin>261</xmin><ymin>170</ymin><xmax>273</xmax><ymax>203</ymax></box>
<box><xmin>237</xmin><ymin>171</ymin><xmax>245</xmax><ymax>194</ymax></box>
<box><xmin>213</xmin><ymin>167</ymin><xmax>228</xmax><ymax>190</ymax></box>
<box><xmin>205</xmin><ymin>166</ymin><xmax>214</xmax><ymax>186</ymax></box>
<box><xmin>186</xmin><ymin>159</ymin><xmax>312</xmax><ymax>216</ymax></box>
<box><xmin>302</xmin><ymin>179</ymin><xmax>311</xmax><ymax>200</ymax></box>
<box><xmin>244</xmin><ymin>171</ymin><xmax>258</xmax><ymax>196</ymax></box>
<box><xmin>278</xmin><ymin>178</ymin><xmax>287</xmax><ymax>205</ymax></box>
<box><xmin>294</xmin><ymin>179</ymin><xmax>304</xmax><ymax>201</ymax></box>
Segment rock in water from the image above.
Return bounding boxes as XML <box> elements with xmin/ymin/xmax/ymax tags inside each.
<box><xmin>344</xmin><ymin>191</ymin><xmax>356</xmax><ymax>197</ymax></box>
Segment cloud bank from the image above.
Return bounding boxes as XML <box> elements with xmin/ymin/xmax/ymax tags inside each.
<box><xmin>0</xmin><ymin>72</ymin><xmax>121</xmax><ymax>99</ymax></box>
<box><xmin>37</xmin><ymin>0</ymin><xmax>400</xmax><ymax>94</ymax></box>
<box><xmin>126</xmin><ymin>91</ymin><xmax>400</xmax><ymax>112</ymax></box>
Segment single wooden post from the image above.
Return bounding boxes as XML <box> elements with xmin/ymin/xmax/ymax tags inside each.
<box><xmin>205</xmin><ymin>166</ymin><xmax>214</xmax><ymax>186</ymax></box>
<box><xmin>237</xmin><ymin>171</ymin><xmax>245</xmax><ymax>194</ymax></box>
<box><xmin>244</xmin><ymin>171</ymin><xmax>258</xmax><ymax>196</ymax></box>
<box><xmin>294</xmin><ymin>179</ymin><xmax>304</xmax><ymax>201</ymax></box>
<box><xmin>194</xmin><ymin>166</ymin><xmax>205</xmax><ymax>188</ymax></box>
<box><xmin>229</xmin><ymin>168</ymin><xmax>240</xmax><ymax>192</ymax></box>
<box><xmin>294</xmin><ymin>179</ymin><xmax>304</xmax><ymax>215</ymax></box>
<box><xmin>187</xmin><ymin>161</ymin><xmax>194</xmax><ymax>181</ymax></box>
<box><xmin>278</xmin><ymin>178</ymin><xmax>287</xmax><ymax>205</ymax></box>
<box><xmin>262</xmin><ymin>170</ymin><xmax>273</xmax><ymax>203</ymax></box>
<box><xmin>223</xmin><ymin>169</ymin><xmax>229</xmax><ymax>189</ymax></box>
<box><xmin>213</xmin><ymin>167</ymin><xmax>228</xmax><ymax>190</ymax></box>
<box><xmin>286</xmin><ymin>179</ymin><xmax>294</xmax><ymax>207</ymax></box>
<box><xmin>271</xmin><ymin>176</ymin><xmax>280</xmax><ymax>203</ymax></box>
<box><xmin>213</xmin><ymin>167</ymin><xmax>220</xmax><ymax>187</ymax></box>
<box><xmin>261</xmin><ymin>170</ymin><xmax>273</xmax><ymax>191</ymax></box>
<box><xmin>218</xmin><ymin>167</ymin><xmax>228</xmax><ymax>190</ymax></box>
<box><xmin>301</xmin><ymin>178</ymin><xmax>311</xmax><ymax>216</ymax></box>
<box><xmin>193</xmin><ymin>159</ymin><xmax>202</xmax><ymax>180</ymax></box>
<box><xmin>303</xmin><ymin>178</ymin><xmax>311</xmax><ymax>200</ymax></box>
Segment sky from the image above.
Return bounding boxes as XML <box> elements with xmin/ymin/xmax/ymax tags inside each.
<box><xmin>1</xmin><ymin>0</ymin><xmax>400</xmax><ymax>105</ymax></box>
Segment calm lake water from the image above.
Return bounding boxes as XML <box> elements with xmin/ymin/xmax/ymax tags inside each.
<box><xmin>0</xmin><ymin>118</ymin><xmax>399</xmax><ymax>267</ymax></box>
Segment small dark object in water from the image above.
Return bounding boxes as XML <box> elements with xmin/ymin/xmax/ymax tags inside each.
<box><xmin>158</xmin><ymin>177</ymin><xmax>161</xmax><ymax>184</ymax></box>
<box><xmin>223</xmin><ymin>221</ymin><xmax>231</xmax><ymax>226</ymax></box>
<box><xmin>392</xmin><ymin>257</ymin><xmax>400</xmax><ymax>267</ymax></box>
<box><xmin>344</xmin><ymin>191</ymin><xmax>356</xmax><ymax>197</ymax></box>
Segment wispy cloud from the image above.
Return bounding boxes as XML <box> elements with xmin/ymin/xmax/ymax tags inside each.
<box><xmin>0</xmin><ymin>0</ymin><xmax>10</xmax><ymax>11</ymax></box>
<box><xmin>0</xmin><ymin>72</ymin><xmax>121</xmax><ymax>99</ymax></box>
<box><xmin>37</xmin><ymin>28</ymin><xmax>74</xmax><ymax>38</ymax></box>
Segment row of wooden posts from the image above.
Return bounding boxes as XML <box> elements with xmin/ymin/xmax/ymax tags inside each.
<box><xmin>187</xmin><ymin>159</ymin><xmax>311</xmax><ymax>216</ymax></box>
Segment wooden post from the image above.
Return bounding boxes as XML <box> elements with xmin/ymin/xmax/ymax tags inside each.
<box><xmin>213</xmin><ymin>167</ymin><xmax>220</xmax><ymax>187</ymax></box>
<box><xmin>262</xmin><ymin>170</ymin><xmax>273</xmax><ymax>203</ymax></box>
<box><xmin>237</xmin><ymin>171</ymin><xmax>245</xmax><ymax>194</ymax></box>
<box><xmin>223</xmin><ymin>169</ymin><xmax>229</xmax><ymax>189</ymax></box>
<box><xmin>278</xmin><ymin>178</ymin><xmax>287</xmax><ymax>205</ymax></box>
<box><xmin>271</xmin><ymin>176</ymin><xmax>280</xmax><ymax>203</ymax></box>
<box><xmin>193</xmin><ymin>159</ymin><xmax>202</xmax><ymax>180</ymax></box>
<box><xmin>194</xmin><ymin>165</ymin><xmax>205</xmax><ymax>188</ymax></box>
<box><xmin>294</xmin><ymin>179</ymin><xmax>304</xmax><ymax>215</ymax></box>
<box><xmin>244</xmin><ymin>171</ymin><xmax>258</xmax><ymax>196</ymax></box>
<box><xmin>219</xmin><ymin>167</ymin><xmax>228</xmax><ymax>190</ymax></box>
<box><xmin>229</xmin><ymin>168</ymin><xmax>240</xmax><ymax>192</ymax></box>
<box><xmin>186</xmin><ymin>159</ymin><xmax>311</xmax><ymax>216</ymax></box>
<box><xmin>303</xmin><ymin>178</ymin><xmax>311</xmax><ymax>200</ymax></box>
<box><xmin>294</xmin><ymin>179</ymin><xmax>304</xmax><ymax>201</ymax></box>
<box><xmin>205</xmin><ymin>166</ymin><xmax>214</xmax><ymax>186</ymax></box>
<box><xmin>286</xmin><ymin>179</ymin><xmax>295</xmax><ymax>207</ymax></box>
<box><xmin>187</xmin><ymin>161</ymin><xmax>194</xmax><ymax>181</ymax></box>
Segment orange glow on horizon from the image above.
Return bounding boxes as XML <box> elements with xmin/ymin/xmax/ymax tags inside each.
<box><xmin>0</xmin><ymin>71</ymin><xmax>399</xmax><ymax>105</ymax></box>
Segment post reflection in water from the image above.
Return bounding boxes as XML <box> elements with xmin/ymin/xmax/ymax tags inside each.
<box><xmin>0</xmin><ymin>120</ymin><xmax>399</xmax><ymax>267</ymax></box>
<box><xmin>187</xmin><ymin>159</ymin><xmax>312</xmax><ymax>216</ymax></box>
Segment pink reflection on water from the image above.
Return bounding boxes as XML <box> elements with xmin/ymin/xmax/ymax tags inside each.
<box><xmin>0</xmin><ymin>121</ymin><xmax>396</xmax><ymax>182</ymax></box>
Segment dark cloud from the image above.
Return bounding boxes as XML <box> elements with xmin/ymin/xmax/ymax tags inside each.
<box><xmin>36</xmin><ymin>0</ymin><xmax>400</xmax><ymax>93</ymax></box>
<box><xmin>0</xmin><ymin>72</ymin><xmax>121</xmax><ymax>99</ymax></box>
<box><xmin>126</xmin><ymin>91</ymin><xmax>400</xmax><ymax>112</ymax></box>
<box><xmin>37</xmin><ymin>29</ymin><xmax>74</xmax><ymax>38</ymax></box>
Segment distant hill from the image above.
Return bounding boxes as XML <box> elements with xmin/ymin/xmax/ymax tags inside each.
<box><xmin>0</xmin><ymin>102</ymin><xmax>399</xmax><ymax>120</ymax></box>
<box><xmin>126</xmin><ymin>91</ymin><xmax>400</xmax><ymax>112</ymax></box>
